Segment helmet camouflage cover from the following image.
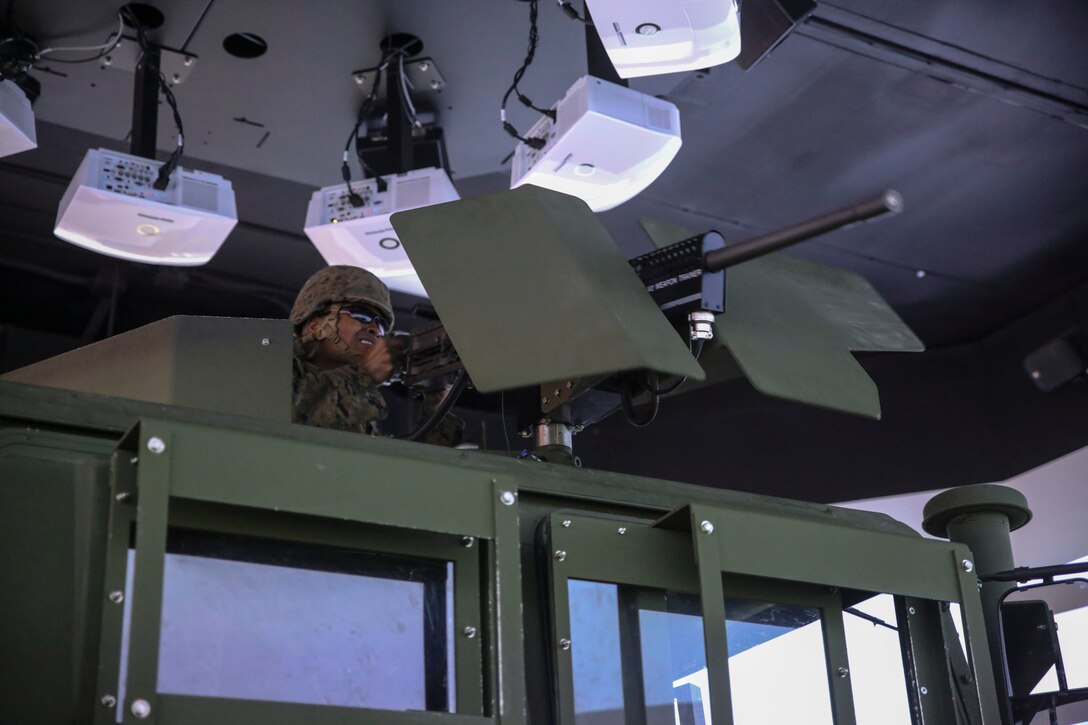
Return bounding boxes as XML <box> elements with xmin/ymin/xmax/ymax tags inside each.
<box><xmin>290</xmin><ymin>265</ymin><xmax>394</xmax><ymax>328</ymax></box>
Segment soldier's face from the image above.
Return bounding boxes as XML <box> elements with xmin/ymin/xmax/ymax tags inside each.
<box><xmin>307</xmin><ymin>304</ymin><xmax>386</xmax><ymax>366</ymax></box>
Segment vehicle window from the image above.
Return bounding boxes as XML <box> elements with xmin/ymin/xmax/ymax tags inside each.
<box><xmin>843</xmin><ymin>594</ymin><xmax>912</xmax><ymax>725</ymax></box>
<box><xmin>142</xmin><ymin>529</ymin><xmax>455</xmax><ymax>713</ymax></box>
<box><xmin>568</xmin><ymin>580</ymin><xmax>707</xmax><ymax>724</ymax></box>
<box><xmin>724</xmin><ymin>596</ymin><xmax>833</xmax><ymax>725</ymax></box>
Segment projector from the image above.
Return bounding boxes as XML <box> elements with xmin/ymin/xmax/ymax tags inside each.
<box><xmin>0</xmin><ymin>79</ymin><xmax>36</xmax><ymax>158</ymax></box>
<box><xmin>303</xmin><ymin>166</ymin><xmax>459</xmax><ymax>297</ymax></box>
<box><xmin>510</xmin><ymin>76</ymin><xmax>681</xmax><ymax>212</ymax></box>
<box><xmin>584</xmin><ymin>0</ymin><xmax>742</xmax><ymax>78</ymax></box>
<box><xmin>55</xmin><ymin>148</ymin><xmax>237</xmax><ymax>265</ymax></box>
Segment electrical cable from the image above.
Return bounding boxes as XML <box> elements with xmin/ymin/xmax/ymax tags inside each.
<box><xmin>651</xmin><ymin>338</ymin><xmax>706</xmax><ymax>395</ymax></box>
<box><xmin>341</xmin><ymin>50</ymin><xmax>392</xmax><ymax>207</ymax></box>
<box><xmin>621</xmin><ymin>370</ymin><xmax>659</xmax><ymax>427</ymax></box>
<box><xmin>403</xmin><ymin>369</ymin><xmax>470</xmax><ymax>442</ymax></box>
<box><xmin>556</xmin><ymin>0</ymin><xmax>589</xmax><ymax>23</ymax></box>
<box><xmin>121</xmin><ymin>5</ymin><xmax>184</xmax><ymax>190</ymax></box>
<box><xmin>500</xmin><ymin>0</ymin><xmax>553</xmax><ymax>150</ymax></box>
<box><xmin>37</xmin><ymin>11</ymin><xmax>123</xmax><ymax>58</ymax></box>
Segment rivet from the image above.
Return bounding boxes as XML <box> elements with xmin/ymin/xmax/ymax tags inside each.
<box><xmin>429</xmin><ymin>79</ymin><xmax>441</xmax><ymax>90</ymax></box>
<box><xmin>554</xmin><ymin>550</ymin><xmax>567</xmax><ymax>562</ymax></box>
<box><xmin>183</xmin><ymin>56</ymin><xmax>194</xmax><ymax>66</ymax></box>
<box><xmin>463</xmin><ymin>626</ymin><xmax>476</xmax><ymax>638</ymax></box>
<box><xmin>354</xmin><ymin>73</ymin><xmax>365</xmax><ymax>84</ymax></box>
<box><xmin>261</xmin><ymin>337</ymin><xmax>270</xmax><ymax>346</ymax></box>
<box><xmin>559</xmin><ymin>638</ymin><xmax>571</xmax><ymax>650</ymax></box>
<box><xmin>920</xmin><ymin>686</ymin><xmax>928</xmax><ymax>695</ymax></box>
<box><xmin>617</xmin><ymin>527</ymin><xmax>627</xmax><ymax>535</ymax></box>
<box><xmin>542</xmin><ymin>396</ymin><xmax>549</xmax><ymax>404</ymax></box>
<box><xmin>418</xmin><ymin>61</ymin><xmax>430</xmax><ymax>71</ymax></box>
<box><xmin>700</xmin><ymin>520</ymin><xmax>714</xmax><ymax>534</ymax></box>
<box><xmin>131</xmin><ymin>699</ymin><xmax>152</xmax><ymax>718</ymax></box>
<box><xmin>100</xmin><ymin>694</ymin><xmax>117</xmax><ymax>708</ymax></box>
<box><xmin>961</xmin><ymin>559</ymin><xmax>975</xmax><ymax>573</ymax></box>
<box><xmin>109</xmin><ymin>591</ymin><xmax>124</xmax><ymax>604</ymax></box>
<box><xmin>561</xmin><ymin>520</ymin><xmax>571</xmax><ymax>528</ymax></box>
<box><xmin>916</xmin><ymin>269</ymin><xmax>927</xmax><ymax>278</ymax></box>
<box><xmin>1030</xmin><ymin>369</ymin><xmax>1042</xmax><ymax>380</ymax></box>
<box><xmin>461</xmin><ymin>536</ymin><xmax>475</xmax><ymax>548</ymax></box>
<box><xmin>554</xmin><ymin>388</ymin><xmax>561</xmax><ymax>396</ymax></box>
<box><xmin>500</xmin><ymin>491</ymin><xmax>516</xmax><ymax>506</ymax></box>
<box><xmin>566</xmin><ymin>381</ymin><xmax>573</xmax><ymax>389</ymax></box>
<box><xmin>170</xmin><ymin>73</ymin><xmax>180</xmax><ymax>84</ymax></box>
<box><xmin>103</xmin><ymin>56</ymin><xmax>113</xmax><ymax>66</ymax></box>
<box><xmin>129</xmin><ymin>456</ymin><xmax>138</xmax><ymax>465</ymax></box>
<box><xmin>146</xmin><ymin>437</ymin><xmax>165</xmax><ymax>454</ymax></box>
<box><xmin>908</xmin><ymin>606</ymin><xmax>916</xmax><ymax>615</ymax></box>
<box><xmin>838</xmin><ymin>667</ymin><xmax>849</xmax><ymax>678</ymax></box>
<box><xmin>115</xmin><ymin>492</ymin><xmax>131</xmax><ymax>502</ymax></box>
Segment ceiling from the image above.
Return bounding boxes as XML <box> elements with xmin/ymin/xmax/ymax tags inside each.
<box><xmin>2</xmin><ymin>0</ymin><xmax>1087</xmax><ymax>503</ymax></box>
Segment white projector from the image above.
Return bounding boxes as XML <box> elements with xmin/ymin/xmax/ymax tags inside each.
<box><xmin>55</xmin><ymin>148</ymin><xmax>237</xmax><ymax>265</ymax></box>
<box><xmin>510</xmin><ymin>76</ymin><xmax>681</xmax><ymax>212</ymax></box>
<box><xmin>303</xmin><ymin>167</ymin><xmax>459</xmax><ymax>298</ymax></box>
<box><xmin>0</xmin><ymin>79</ymin><xmax>36</xmax><ymax>158</ymax></box>
<box><xmin>585</xmin><ymin>0</ymin><xmax>742</xmax><ymax>78</ymax></box>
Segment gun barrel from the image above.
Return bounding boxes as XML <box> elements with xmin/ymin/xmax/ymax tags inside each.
<box><xmin>703</xmin><ymin>190</ymin><xmax>903</xmax><ymax>273</ymax></box>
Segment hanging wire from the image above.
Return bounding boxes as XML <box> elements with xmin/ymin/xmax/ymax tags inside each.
<box><xmin>37</xmin><ymin>11</ymin><xmax>124</xmax><ymax>59</ymax></box>
<box><xmin>500</xmin><ymin>0</ymin><xmax>553</xmax><ymax>149</ymax></box>
<box><xmin>555</xmin><ymin>0</ymin><xmax>589</xmax><ymax>23</ymax></box>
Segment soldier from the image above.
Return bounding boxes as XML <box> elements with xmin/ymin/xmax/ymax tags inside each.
<box><xmin>290</xmin><ymin>265</ymin><xmax>461</xmax><ymax>444</ymax></box>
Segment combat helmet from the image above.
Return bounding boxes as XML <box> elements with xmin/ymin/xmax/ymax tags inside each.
<box><xmin>290</xmin><ymin>265</ymin><xmax>394</xmax><ymax>328</ymax></box>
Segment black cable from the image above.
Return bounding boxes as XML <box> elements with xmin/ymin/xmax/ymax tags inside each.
<box><xmin>651</xmin><ymin>338</ymin><xmax>706</xmax><ymax>395</ymax></box>
<box><xmin>404</xmin><ymin>369</ymin><xmax>470</xmax><ymax>442</ymax></box>
<box><xmin>500</xmin><ymin>0</ymin><xmax>553</xmax><ymax>150</ymax></box>
<box><xmin>342</xmin><ymin>52</ymin><xmax>395</xmax><ymax>206</ymax></box>
<box><xmin>121</xmin><ymin>6</ymin><xmax>184</xmax><ymax>190</ymax></box>
<box><xmin>621</xmin><ymin>370</ymin><xmax>659</xmax><ymax>427</ymax></box>
<box><xmin>556</xmin><ymin>0</ymin><xmax>589</xmax><ymax>23</ymax></box>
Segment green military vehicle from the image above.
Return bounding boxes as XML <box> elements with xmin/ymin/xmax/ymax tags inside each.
<box><xmin>2</xmin><ymin>187</ymin><xmax>1084</xmax><ymax>724</ymax></box>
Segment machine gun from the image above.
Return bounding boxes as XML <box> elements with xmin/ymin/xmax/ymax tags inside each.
<box><xmin>400</xmin><ymin>190</ymin><xmax>903</xmax><ymax>458</ymax></box>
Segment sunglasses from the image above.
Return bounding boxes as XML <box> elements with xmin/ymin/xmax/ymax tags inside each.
<box><xmin>339</xmin><ymin>305</ymin><xmax>389</xmax><ymax>336</ymax></box>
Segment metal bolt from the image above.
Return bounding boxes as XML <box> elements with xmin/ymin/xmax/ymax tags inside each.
<box><xmin>1030</xmin><ymin>369</ymin><xmax>1042</xmax><ymax>380</ymax></box>
<box><xmin>561</xmin><ymin>520</ymin><xmax>571</xmax><ymax>527</ymax></box>
<box><xmin>566</xmin><ymin>380</ymin><xmax>573</xmax><ymax>389</ymax></box>
<box><xmin>146</xmin><ymin>437</ymin><xmax>165</xmax><ymax>454</ymax></box>
<box><xmin>100</xmin><ymin>694</ymin><xmax>117</xmax><ymax>708</ymax></box>
<box><xmin>554</xmin><ymin>550</ymin><xmax>567</xmax><ymax>562</ymax></box>
<box><xmin>916</xmin><ymin>269</ymin><xmax>927</xmax><ymax>279</ymax></box>
<box><xmin>519</xmin><ymin>429</ymin><xmax>531</xmax><ymax>438</ymax></box>
<box><xmin>461</xmin><ymin>536</ymin><xmax>475</xmax><ymax>548</ymax></box>
<box><xmin>838</xmin><ymin>667</ymin><xmax>849</xmax><ymax>678</ymax></box>
<box><xmin>617</xmin><ymin>527</ymin><xmax>627</xmax><ymax>535</ymax></box>
<box><xmin>418</xmin><ymin>61</ymin><xmax>430</xmax><ymax>71</ymax></box>
<box><xmin>170</xmin><ymin>73</ymin><xmax>181</xmax><ymax>84</ymax></box>
<box><xmin>183</xmin><ymin>56</ymin><xmax>194</xmax><ymax>66</ymax></box>
<box><xmin>131</xmin><ymin>699</ymin><xmax>152</xmax><ymax>718</ymax></box>
<box><xmin>463</xmin><ymin>626</ymin><xmax>476</xmax><ymax>638</ymax></box>
<box><xmin>961</xmin><ymin>559</ymin><xmax>975</xmax><ymax>573</ymax></box>
<box><xmin>920</xmin><ymin>686</ymin><xmax>928</xmax><ymax>696</ymax></box>
<box><xmin>129</xmin><ymin>456</ymin><xmax>138</xmax><ymax>465</ymax></box>
<box><xmin>542</xmin><ymin>396</ymin><xmax>549</xmax><ymax>404</ymax></box>
<box><xmin>115</xmin><ymin>492</ymin><xmax>131</xmax><ymax>502</ymax></box>
<box><xmin>559</xmin><ymin>638</ymin><xmax>571</xmax><ymax>650</ymax></box>
<box><xmin>108</xmin><ymin>591</ymin><xmax>124</xmax><ymax>604</ymax></box>
<box><xmin>103</xmin><ymin>56</ymin><xmax>112</xmax><ymax>66</ymax></box>
<box><xmin>700</xmin><ymin>520</ymin><xmax>714</xmax><ymax>534</ymax></box>
<box><xmin>261</xmin><ymin>337</ymin><xmax>270</xmax><ymax>346</ymax></box>
<box><xmin>573</xmin><ymin>424</ymin><xmax>584</xmax><ymax>433</ymax></box>
<box><xmin>354</xmin><ymin>73</ymin><xmax>365</xmax><ymax>84</ymax></box>
<box><xmin>500</xmin><ymin>491</ymin><xmax>516</xmax><ymax>506</ymax></box>
<box><xmin>908</xmin><ymin>606</ymin><xmax>916</xmax><ymax>615</ymax></box>
<box><xmin>429</xmin><ymin>79</ymin><xmax>441</xmax><ymax>90</ymax></box>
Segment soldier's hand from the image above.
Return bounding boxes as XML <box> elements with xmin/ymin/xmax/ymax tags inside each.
<box><xmin>356</xmin><ymin>338</ymin><xmax>397</xmax><ymax>383</ymax></box>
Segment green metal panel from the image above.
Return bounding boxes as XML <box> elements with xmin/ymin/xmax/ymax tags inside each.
<box><xmin>639</xmin><ymin>218</ymin><xmax>923</xmax><ymax>418</ymax></box>
<box><xmin>689</xmin><ymin>504</ymin><xmax>965</xmax><ymax>602</ymax></box>
<box><xmin>2</xmin><ymin>316</ymin><xmax>293</xmax><ymax>422</ymax></box>
<box><xmin>0</xmin><ymin>429</ymin><xmax>113</xmax><ymax>725</ymax></box>
<box><xmin>390</xmin><ymin>185</ymin><xmax>704</xmax><ymax>393</ymax></box>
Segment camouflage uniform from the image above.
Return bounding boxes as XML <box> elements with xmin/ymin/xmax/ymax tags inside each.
<box><xmin>290</xmin><ymin>265</ymin><xmax>462</xmax><ymax>445</ymax></box>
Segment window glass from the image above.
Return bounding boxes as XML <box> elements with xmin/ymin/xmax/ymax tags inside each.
<box><xmin>843</xmin><ymin>594</ymin><xmax>912</xmax><ymax>725</ymax></box>
<box><xmin>568</xmin><ymin>580</ymin><xmax>707</xmax><ymax>724</ymax></box>
<box><xmin>724</xmin><ymin>597</ymin><xmax>833</xmax><ymax>725</ymax></box>
<box><xmin>150</xmin><ymin>529</ymin><xmax>455</xmax><ymax>712</ymax></box>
